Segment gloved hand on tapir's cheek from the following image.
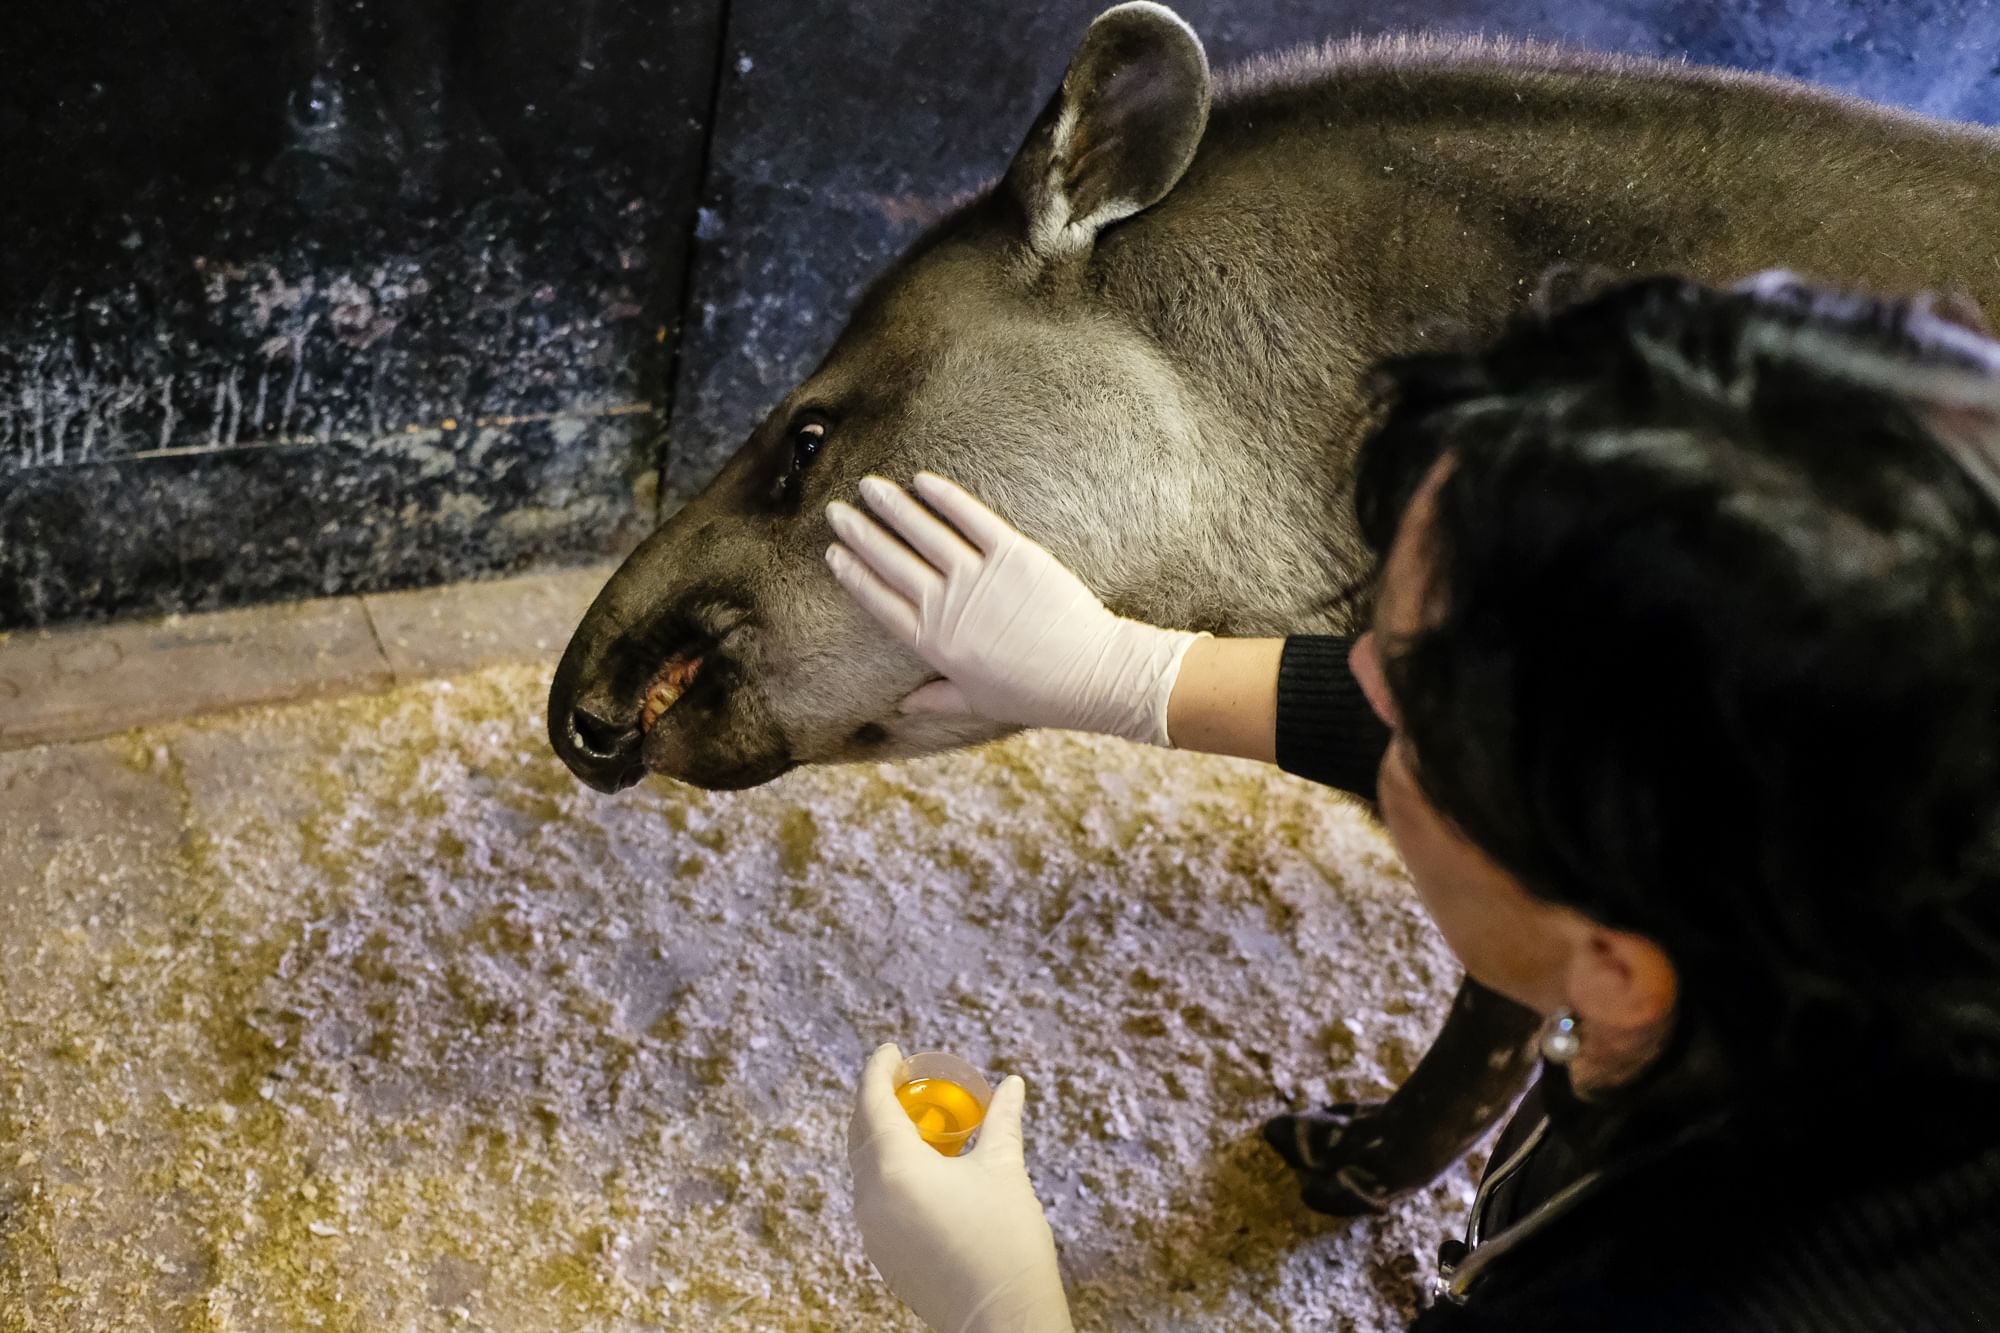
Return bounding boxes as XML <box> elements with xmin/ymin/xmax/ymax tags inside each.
<box><xmin>848</xmin><ymin>1043</ymin><xmax>1075</xmax><ymax>1333</ymax></box>
<box><xmin>823</xmin><ymin>472</ymin><xmax>1210</xmax><ymax>747</ymax></box>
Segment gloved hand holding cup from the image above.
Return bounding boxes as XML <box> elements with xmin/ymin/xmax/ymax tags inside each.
<box><xmin>849</xmin><ymin>1042</ymin><xmax>1074</xmax><ymax>1333</ymax></box>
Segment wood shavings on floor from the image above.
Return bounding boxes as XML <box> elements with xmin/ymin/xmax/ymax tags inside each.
<box><xmin>0</xmin><ymin>665</ymin><xmax>1471</xmax><ymax>1331</ymax></box>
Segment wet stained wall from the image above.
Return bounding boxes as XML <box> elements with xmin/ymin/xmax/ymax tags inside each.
<box><xmin>3</xmin><ymin>1</ymin><xmax>1997</xmax><ymax>628</ymax></box>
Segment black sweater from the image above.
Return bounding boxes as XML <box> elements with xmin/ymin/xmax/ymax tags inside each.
<box><xmin>1272</xmin><ymin>636</ymin><xmax>2000</xmax><ymax>1333</ymax></box>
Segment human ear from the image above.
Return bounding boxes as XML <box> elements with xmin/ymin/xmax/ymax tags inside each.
<box><xmin>1567</xmin><ymin>925</ymin><xmax>1679</xmax><ymax>1038</ymax></box>
<box><xmin>1347</xmin><ymin>632</ymin><xmax>1400</xmax><ymax>730</ymax></box>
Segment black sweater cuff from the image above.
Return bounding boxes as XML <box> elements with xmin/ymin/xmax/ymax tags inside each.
<box><xmin>1274</xmin><ymin>635</ymin><xmax>1391</xmax><ymax>804</ymax></box>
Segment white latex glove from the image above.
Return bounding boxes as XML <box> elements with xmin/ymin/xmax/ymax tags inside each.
<box><xmin>823</xmin><ymin>471</ymin><xmax>1209</xmax><ymax>746</ymax></box>
<box><xmin>848</xmin><ymin>1043</ymin><xmax>1075</xmax><ymax>1333</ymax></box>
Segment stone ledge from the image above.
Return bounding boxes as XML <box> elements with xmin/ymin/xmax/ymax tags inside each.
<box><xmin>0</xmin><ymin>563</ymin><xmax>615</xmax><ymax>751</ymax></box>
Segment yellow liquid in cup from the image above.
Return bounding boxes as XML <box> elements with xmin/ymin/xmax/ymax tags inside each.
<box><xmin>895</xmin><ymin>1077</ymin><xmax>986</xmax><ymax>1155</ymax></box>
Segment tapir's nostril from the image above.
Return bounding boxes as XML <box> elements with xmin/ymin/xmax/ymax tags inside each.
<box><xmin>570</xmin><ymin>703</ymin><xmax>640</xmax><ymax>761</ymax></box>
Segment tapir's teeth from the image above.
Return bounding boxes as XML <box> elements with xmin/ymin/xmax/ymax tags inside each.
<box><xmin>641</xmin><ymin>681</ymin><xmax>684</xmax><ymax>730</ymax></box>
<box><xmin>638</xmin><ymin>655</ymin><xmax>705</xmax><ymax>734</ymax></box>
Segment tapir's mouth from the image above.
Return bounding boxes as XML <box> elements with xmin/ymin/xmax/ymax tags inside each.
<box><xmin>639</xmin><ymin>651</ymin><xmax>706</xmax><ymax>733</ymax></box>
<box><xmin>629</xmin><ymin>613</ymin><xmax>752</xmax><ymax>742</ymax></box>
<box><xmin>552</xmin><ymin>596</ymin><xmax>786</xmax><ymax>792</ymax></box>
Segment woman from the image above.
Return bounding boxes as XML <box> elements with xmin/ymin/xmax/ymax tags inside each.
<box><xmin>826</xmin><ymin>274</ymin><xmax>2000</xmax><ymax>1331</ymax></box>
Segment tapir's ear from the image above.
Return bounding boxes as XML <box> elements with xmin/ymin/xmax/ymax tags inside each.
<box><xmin>1005</xmin><ymin>2</ymin><xmax>1210</xmax><ymax>267</ymax></box>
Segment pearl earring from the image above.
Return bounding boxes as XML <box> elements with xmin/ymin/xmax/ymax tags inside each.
<box><xmin>1541</xmin><ymin>1007</ymin><xmax>1582</xmax><ymax>1064</ymax></box>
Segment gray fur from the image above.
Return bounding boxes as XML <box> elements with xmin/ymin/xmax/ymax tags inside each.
<box><xmin>549</xmin><ymin>5</ymin><xmax>2000</xmax><ymax>795</ymax></box>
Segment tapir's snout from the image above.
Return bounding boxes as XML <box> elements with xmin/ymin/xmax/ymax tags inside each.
<box><xmin>548</xmin><ymin>655</ymin><xmax>649</xmax><ymax>794</ymax></box>
<box><xmin>547</xmin><ymin>505</ymin><xmax>803</xmax><ymax>794</ymax></box>
<box><xmin>547</xmin><ymin>586</ymin><xmax>665</xmax><ymax>793</ymax></box>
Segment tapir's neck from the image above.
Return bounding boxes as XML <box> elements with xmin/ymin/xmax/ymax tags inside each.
<box><xmin>1080</xmin><ymin>47</ymin><xmax>2000</xmax><ymax>637</ymax></box>
<box><xmin>1077</xmin><ymin>169</ymin><xmax>1431</xmax><ymax>639</ymax></box>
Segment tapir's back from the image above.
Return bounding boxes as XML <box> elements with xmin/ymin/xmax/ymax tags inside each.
<box><xmin>1243</xmin><ymin>37</ymin><xmax>1995</xmax><ymax>279</ymax></box>
<box><xmin>1113</xmin><ymin>37</ymin><xmax>2000</xmax><ymax>398</ymax></box>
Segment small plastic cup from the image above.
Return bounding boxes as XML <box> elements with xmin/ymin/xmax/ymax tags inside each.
<box><xmin>894</xmin><ymin>1051</ymin><xmax>995</xmax><ymax>1157</ymax></box>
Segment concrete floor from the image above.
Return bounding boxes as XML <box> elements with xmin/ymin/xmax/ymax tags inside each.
<box><xmin>0</xmin><ymin>613</ymin><xmax>1470</xmax><ymax>1331</ymax></box>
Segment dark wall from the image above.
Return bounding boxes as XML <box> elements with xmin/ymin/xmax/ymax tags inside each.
<box><xmin>4</xmin><ymin>1</ymin><xmax>1997</xmax><ymax>628</ymax></box>
<box><xmin>0</xmin><ymin>0</ymin><xmax>721</xmax><ymax>626</ymax></box>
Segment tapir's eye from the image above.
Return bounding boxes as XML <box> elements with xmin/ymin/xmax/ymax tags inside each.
<box><xmin>770</xmin><ymin>417</ymin><xmax>830</xmax><ymax>507</ymax></box>
<box><xmin>791</xmin><ymin>421</ymin><xmax>827</xmax><ymax>467</ymax></box>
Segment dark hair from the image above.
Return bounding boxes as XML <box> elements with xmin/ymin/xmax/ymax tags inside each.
<box><xmin>1351</xmin><ymin>273</ymin><xmax>2000</xmax><ymax>1103</ymax></box>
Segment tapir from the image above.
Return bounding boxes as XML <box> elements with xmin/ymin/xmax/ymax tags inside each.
<box><xmin>547</xmin><ymin>2</ymin><xmax>2000</xmax><ymax>1214</ymax></box>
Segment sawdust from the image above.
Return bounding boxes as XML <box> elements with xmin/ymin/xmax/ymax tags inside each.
<box><xmin>0</xmin><ymin>664</ymin><xmax>1472</xmax><ymax>1331</ymax></box>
